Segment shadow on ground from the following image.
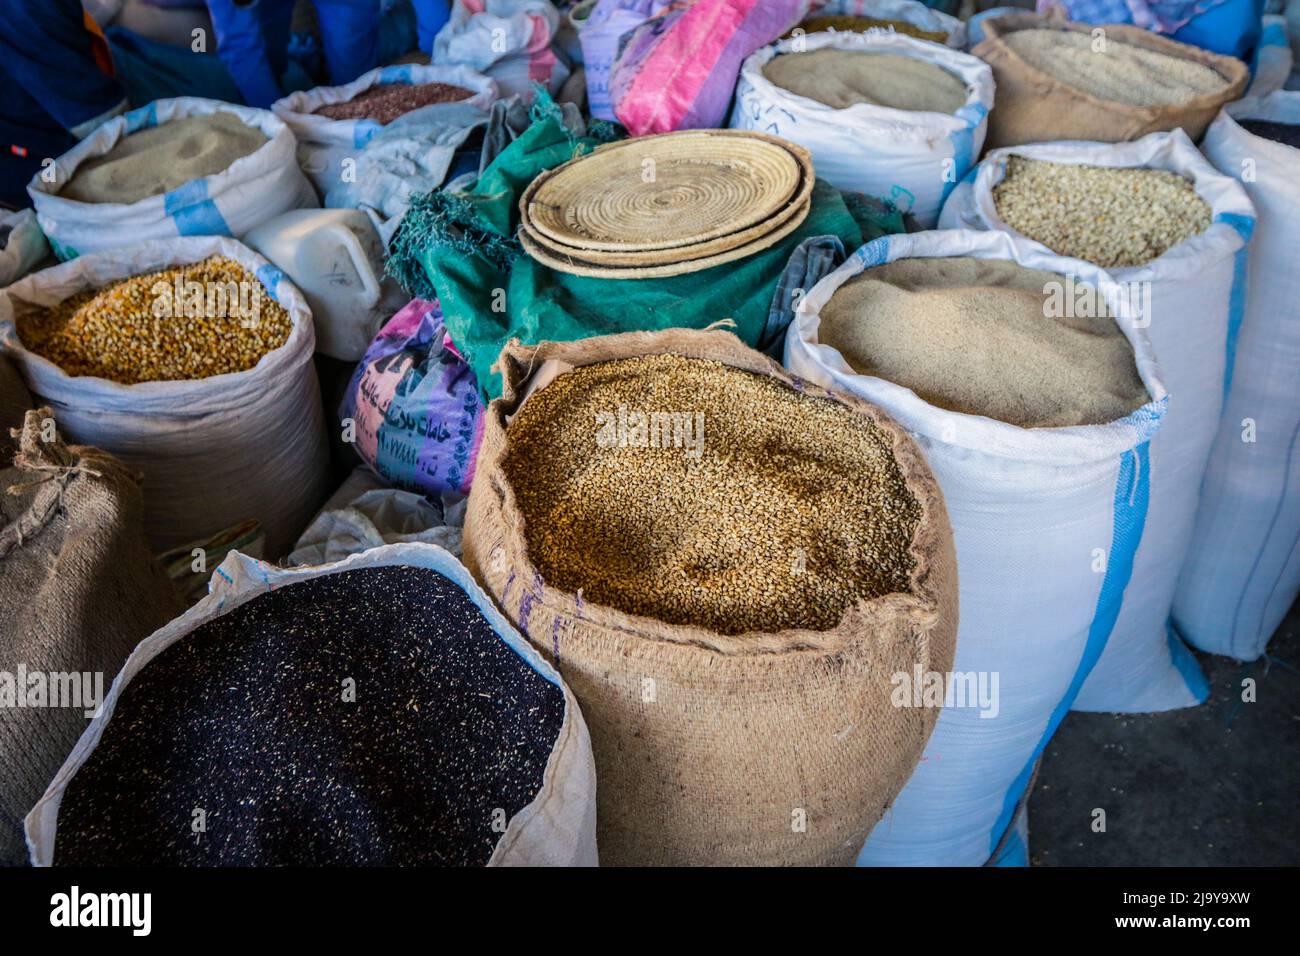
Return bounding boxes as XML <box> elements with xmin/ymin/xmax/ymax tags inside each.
<box><xmin>1032</xmin><ymin>601</ymin><xmax>1300</xmax><ymax>866</ymax></box>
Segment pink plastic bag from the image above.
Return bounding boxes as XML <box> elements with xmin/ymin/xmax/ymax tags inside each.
<box><xmin>609</xmin><ymin>0</ymin><xmax>810</xmax><ymax>135</ymax></box>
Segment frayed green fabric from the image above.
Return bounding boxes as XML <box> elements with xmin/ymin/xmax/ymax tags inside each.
<box><xmin>386</xmin><ymin>96</ymin><xmax>867</xmax><ymax>402</ymax></box>
<box><xmin>388</xmin><ymin>191</ymin><xmax>520</xmax><ymax>300</ymax></box>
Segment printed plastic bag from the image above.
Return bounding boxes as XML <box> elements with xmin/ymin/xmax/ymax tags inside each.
<box><xmin>341</xmin><ymin>298</ymin><xmax>484</xmax><ymax>498</ymax></box>
<box><xmin>580</xmin><ymin>0</ymin><xmax>674</xmax><ymax>121</ymax></box>
<box><xmin>609</xmin><ymin>0</ymin><xmax>811</xmax><ymax>135</ymax></box>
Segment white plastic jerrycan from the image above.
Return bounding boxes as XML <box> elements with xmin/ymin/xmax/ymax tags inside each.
<box><xmin>245</xmin><ymin>209</ymin><xmax>406</xmax><ymax>361</ymax></box>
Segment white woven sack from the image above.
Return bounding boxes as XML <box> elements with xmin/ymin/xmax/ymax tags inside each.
<box><xmin>939</xmin><ymin>129</ymin><xmax>1255</xmax><ymax>713</ymax></box>
<box><xmin>1247</xmin><ymin>15</ymin><xmax>1294</xmax><ymax>99</ymax></box>
<box><xmin>0</xmin><ymin>236</ymin><xmax>329</xmax><ymax>558</ymax></box>
<box><xmin>0</xmin><ymin>210</ymin><xmax>48</xmax><ymax>287</ymax></box>
<box><xmin>27</xmin><ymin>98</ymin><xmax>317</xmax><ymax>261</ymax></box>
<box><xmin>1174</xmin><ymin>92</ymin><xmax>1300</xmax><ymax>661</ymax></box>
<box><xmin>272</xmin><ymin>63</ymin><xmax>498</xmax><ymax>195</ymax></box>
<box><xmin>432</xmin><ymin>0</ymin><xmax>570</xmax><ymax>99</ymax></box>
<box><xmin>786</xmin><ymin>229</ymin><xmax>1168</xmax><ymax>865</ymax></box>
<box><xmin>729</xmin><ymin>30</ymin><xmax>992</xmax><ymax>228</ymax></box>
<box><xmin>25</xmin><ymin>543</ymin><xmax>599</xmax><ymax>867</ymax></box>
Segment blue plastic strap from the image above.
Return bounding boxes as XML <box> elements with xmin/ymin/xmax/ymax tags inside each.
<box><xmin>1216</xmin><ymin>212</ymin><xmax>1255</xmax><ymax>397</ymax></box>
<box><xmin>163</xmin><ymin>178</ymin><xmax>231</xmax><ymax>237</ymax></box>
<box><xmin>989</xmin><ymin>441</ymin><xmax>1151</xmax><ymax>856</ymax></box>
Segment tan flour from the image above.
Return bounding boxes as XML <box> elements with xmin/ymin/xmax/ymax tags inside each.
<box><xmin>819</xmin><ymin>257</ymin><xmax>1150</xmax><ymax>428</ymax></box>
<box><xmin>763</xmin><ymin>49</ymin><xmax>968</xmax><ymax>113</ymax></box>
<box><xmin>61</xmin><ymin>112</ymin><xmax>269</xmax><ymax>205</ymax></box>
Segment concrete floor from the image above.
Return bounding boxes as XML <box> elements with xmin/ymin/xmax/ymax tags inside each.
<box><xmin>1032</xmin><ymin>601</ymin><xmax>1300</xmax><ymax>866</ymax></box>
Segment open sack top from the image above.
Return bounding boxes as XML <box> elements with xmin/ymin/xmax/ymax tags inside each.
<box><xmin>788</xmin><ymin>229</ymin><xmax>1170</xmax><ymax>464</ymax></box>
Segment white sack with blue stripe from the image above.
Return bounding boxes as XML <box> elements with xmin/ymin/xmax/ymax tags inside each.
<box><xmin>786</xmin><ymin>230</ymin><xmax>1167</xmax><ymax>866</ymax></box>
<box><xmin>939</xmin><ymin>130</ymin><xmax>1255</xmax><ymax>713</ymax></box>
<box><xmin>272</xmin><ymin>64</ymin><xmax>497</xmax><ymax>196</ymax></box>
<box><xmin>728</xmin><ymin>31</ymin><xmax>992</xmax><ymax>228</ymax></box>
<box><xmin>28</xmin><ymin>98</ymin><xmax>318</xmax><ymax>261</ymax></box>
<box><xmin>1174</xmin><ymin>92</ymin><xmax>1300</xmax><ymax>662</ymax></box>
<box><xmin>0</xmin><ymin>237</ymin><xmax>329</xmax><ymax>559</ymax></box>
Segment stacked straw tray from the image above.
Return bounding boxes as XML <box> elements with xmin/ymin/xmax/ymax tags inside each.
<box><xmin>518</xmin><ymin>130</ymin><xmax>815</xmax><ymax>279</ymax></box>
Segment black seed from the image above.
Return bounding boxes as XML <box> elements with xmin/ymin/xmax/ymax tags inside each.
<box><xmin>54</xmin><ymin>565</ymin><xmax>564</xmax><ymax>866</ymax></box>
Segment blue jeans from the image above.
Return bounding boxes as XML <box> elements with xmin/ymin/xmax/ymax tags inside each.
<box><xmin>206</xmin><ymin>0</ymin><xmax>380</xmax><ymax>107</ymax></box>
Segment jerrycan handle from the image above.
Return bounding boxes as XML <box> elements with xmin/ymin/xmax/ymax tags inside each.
<box><xmin>331</xmin><ymin>221</ymin><xmax>383</xmax><ymax>310</ymax></box>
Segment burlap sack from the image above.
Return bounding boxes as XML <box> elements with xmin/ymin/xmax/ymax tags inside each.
<box><xmin>463</xmin><ymin>329</ymin><xmax>959</xmax><ymax>866</ymax></box>
<box><xmin>973</xmin><ymin>14</ymin><xmax>1249</xmax><ymax>149</ymax></box>
<box><xmin>0</xmin><ymin>409</ymin><xmax>183</xmax><ymax>866</ymax></box>
<box><xmin>0</xmin><ymin>354</ymin><xmax>31</xmax><ymax>463</ymax></box>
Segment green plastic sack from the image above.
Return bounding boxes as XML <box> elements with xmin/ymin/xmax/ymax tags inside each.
<box><xmin>388</xmin><ymin>95</ymin><xmax>866</xmax><ymax>400</ymax></box>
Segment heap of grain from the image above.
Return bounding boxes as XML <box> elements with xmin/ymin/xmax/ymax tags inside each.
<box><xmin>818</xmin><ymin>256</ymin><xmax>1150</xmax><ymax>428</ymax></box>
<box><xmin>60</xmin><ymin>113</ymin><xmax>268</xmax><ymax>205</ymax></box>
<box><xmin>464</xmin><ymin>330</ymin><xmax>958</xmax><ymax>866</ymax></box>
<box><xmin>502</xmin><ymin>353</ymin><xmax>920</xmax><ymax>635</ymax></box>
<box><xmin>1003</xmin><ymin>29</ymin><xmax>1229</xmax><ymax>107</ymax></box>
<box><xmin>787</xmin><ymin>15</ymin><xmax>947</xmax><ymax>43</ymax></box>
<box><xmin>762</xmin><ymin>47</ymin><xmax>967</xmax><ymax>113</ymax></box>
<box><xmin>15</xmin><ymin>256</ymin><xmax>291</xmax><ymax>383</ymax></box>
<box><xmin>49</xmin><ymin>564</ymin><xmax>570</xmax><ymax>866</ymax></box>
<box><xmin>313</xmin><ymin>81</ymin><xmax>474</xmax><ymax>123</ymax></box>
<box><xmin>991</xmin><ymin>156</ymin><xmax>1212</xmax><ymax>268</ymax></box>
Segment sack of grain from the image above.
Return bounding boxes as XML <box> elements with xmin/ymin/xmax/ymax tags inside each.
<box><xmin>272</xmin><ymin>64</ymin><xmax>498</xmax><ymax>195</ymax></box>
<box><xmin>790</xmin><ymin>0</ymin><xmax>967</xmax><ymax>48</ymax></box>
<box><xmin>25</xmin><ymin>543</ymin><xmax>597</xmax><ymax>866</ymax></box>
<box><xmin>0</xmin><ymin>237</ymin><xmax>331</xmax><ymax>558</ymax></box>
<box><xmin>28</xmin><ymin>98</ymin><xmax>318</xmax><ymax>261</ymax></box>
<box><xmin>463</xmin><ymin>327</ymin><xmax>958</xmax><ymax>866</ymax></box>
<box><xmin>2</xmin><ymin>408</ymin><xmax>184</xmax><ymax>867</ymax></box>
<box><xmin>0</xmin><ymin>209</ymin><xmax>48</xmax><ymax>287</ymax></box>
<box><xmin>786</xmin><ymin>229</ymin><xmax>1168</xmax><ymax>865</ymax></box>
<box><xmin>972</xmin><ymin>14</ymin><xmax>1249</xmax><ymax>149</ymax></box>
<box><xmin>939</xmin><ymin>129</ymin><xmax>1254</xmax><ymax>712</ymax></box>
<box><xmin>729</xmin><ymin>31</ymin><xmax>993</xmax><ymax>228</ymax></box>
<box><xmin>432</xmin><ymin>0</ymin><xmax>570</xmax><ymax>99</ymax></box>
<box><xmin>1173</xmin><ymin>92</ymin><xmax>1300</xmax><ymax>662</ymax></box>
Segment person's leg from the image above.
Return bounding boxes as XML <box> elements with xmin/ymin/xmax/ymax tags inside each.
<box><xmin>312</xmin><ymin>0</ymin><xmax>380</xmax><ymax>86</ymax></box>
<box><xmin>256</xmin><ymin>0</ymin><xmax>295</xmax><ymax>79</ymax></box>
<box><xmin>204</xmin><ymin>0</ymin><xmax>283</xmax><ymax>106</ymax></box>
<box><xmin>411</xmin><ymin>0</ymin><xmax>450</xmax><ymax>54</ymax></box>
